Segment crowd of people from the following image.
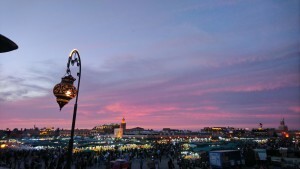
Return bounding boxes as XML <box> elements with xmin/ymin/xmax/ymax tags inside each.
<box><xmin>0</xmin><ymin>140</ymin><xmax>185</xmax><ymax>169</ymax></box>
<box><xmin>0</xmin><ymin>137</ymin><xmax>298</xmax><ymax>169</ymax></box>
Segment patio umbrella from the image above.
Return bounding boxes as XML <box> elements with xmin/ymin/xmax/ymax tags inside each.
<box><xmin>0</xmin><ymin>34</ymin><xmax>18</xmax><ymax>53</ymax></box>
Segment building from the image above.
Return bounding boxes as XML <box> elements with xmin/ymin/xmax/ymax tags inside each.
<box><xmin>202</xmin><ymin>127</ymin><xmax>228</xmax><ymax>136</ymax></box>
<box><xmin>121</xmin><ymin>117</ymin><xmax>126</xmax><ymax>131</ymax></box>
<box><xmin>278</xmin><ymin>118</ymin><xmax>288</xmax><ymax>132</ymax></box>
<box><xmin>114</xmin><ymin>128</ymin><xmax>123</xmax><ymax>138</ymax></box>
<box><xmin>40</xmin><ymin>127</ymin><xmax>56</xmax><ymax>137</ymax></box>
<box><xmin>22</xmin><ymin>127</ymin><xmax>40</xmax><ymax>138</ymax></box>
<box><xmin>114</xmin><ymin>117</ymin><xmax>126</xmax><ymax>138</ymax></box>
<box><xmin>277</xmin><ymin>118</ymin><xmax>289</xmax><ymax>138</ymax></box>
<box><xmin>162</xmin><ymin>128</ymin><xmax>181</xmax><ymax>135</ymax></box>
<box><xmin>125</xmin><ymin>127</ymin><xmax>145</xmax><ymax>135</ymax></box>
<box><xmin>59</xmin><ymin>129</ymin><xmax>91</xmax><ymax>137</ymax></box>
<box><xmin>251</xmin><ymin>123</ymin><xmax>276</xmax><ymax>137</ymax></box>
<box><xmin>92</xmin><ymin>123</ymin><xmax>120</xmax><ymax>135</ymax></box>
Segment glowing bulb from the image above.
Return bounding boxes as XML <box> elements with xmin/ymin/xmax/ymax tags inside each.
<box><xmin>65</xmin><ymin>90</ymin><xmax>72</xmax><ymax>96</ymax></box>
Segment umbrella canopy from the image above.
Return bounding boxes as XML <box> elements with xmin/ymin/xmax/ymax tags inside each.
<box><xmin>0</xmin><ymin>34</ymin><xmax>18</xmax><ymax>53</ymax></box>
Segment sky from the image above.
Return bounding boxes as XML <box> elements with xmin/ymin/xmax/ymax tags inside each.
<box><xmin>0</xmin><ymin>1</ymin><xmax>299</xmax><ymax>131</ymax></box>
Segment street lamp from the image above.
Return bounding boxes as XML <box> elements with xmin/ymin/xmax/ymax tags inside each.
<box><xmin>53</xmin><ymin>49</ymin><xmax>81</xmax><ymax>169</ymax></box>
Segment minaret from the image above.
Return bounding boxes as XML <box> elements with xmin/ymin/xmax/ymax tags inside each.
<box><xmin>279</xmin><ymin>118</ymin><xmax>288</xmax><ymax>131</ymax></box>
<box><xmin>121</xmin><ymin>117</ymin><xmax>126</xmax><ymax>130</ymax></box>
<box><xmin>116</xmin><ymin>117</ymin><xmax>126</xmax><ymax>138</ymax></box>
<box><xmin>280</xmin><ymin>118</ymin><xmax>285</xmax><ymax>126</ymax></box>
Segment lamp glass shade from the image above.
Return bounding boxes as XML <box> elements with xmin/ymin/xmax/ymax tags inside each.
<box><xmin>53</xmin><ymin>75</ymin><xmax>77</xmax><ymax>110</ymax></box>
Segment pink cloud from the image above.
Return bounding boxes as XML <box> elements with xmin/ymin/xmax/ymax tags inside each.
<box><xmin>289</xmin><ymin>106</ymin><xmax>300</xmax><ymax>113</ymax></box>
<box><xmin>104</xmin><ymin>102</ymin><xmax>183</xmax><ymax>119</ymax></box>
<box><xmin>0</xmin><ymin>118</ymin><xmax>71</xmax><ymax>129</ymax></box>
<box><xmin>191</xmin><ymin>73</ymin><xmax>298</xmax><ymax>95</ymax></box>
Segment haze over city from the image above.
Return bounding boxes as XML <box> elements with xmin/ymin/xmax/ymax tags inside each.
<box><xmin>0</xmin><ymin>1</ymin><xmax>299</xmax><ymax>130</ymax></box>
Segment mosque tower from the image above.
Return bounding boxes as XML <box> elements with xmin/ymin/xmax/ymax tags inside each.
<box><xmin>278</xmin><ymin>118</ymin><xmax>288</xmax><ymax>132</ymax></box>
<box><xmin>115</xmin><ymin>117</ymin><xmax>126</xmax><ymax>138</ymax></box>
<box><xmin>121</xmin><ymin>117</ymin><xmax>126</xmax><ymax>131</ymax></box>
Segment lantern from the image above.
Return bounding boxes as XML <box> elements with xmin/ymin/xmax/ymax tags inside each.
<box><xmin>53</xmin><ymin>75</ymin><xmax>77</xmax><ymax>110</ymax></box>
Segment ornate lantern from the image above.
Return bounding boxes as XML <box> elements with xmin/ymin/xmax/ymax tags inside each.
<box><xmin>53</xmin><ymin>74</ymin><xmax>77</xmax><ymax>110</ymax></box>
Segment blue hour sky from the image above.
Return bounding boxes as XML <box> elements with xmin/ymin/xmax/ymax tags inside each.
<box><xmin>0</xmin><ymin>1</ymin><xmax>299</xmax><ymax>130</ymax></box>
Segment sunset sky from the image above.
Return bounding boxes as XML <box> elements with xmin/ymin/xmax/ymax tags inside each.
<box><xmin>0</xmin><ymin>1</ymin><xmax>299</xmax><ymax>130</ymax></box>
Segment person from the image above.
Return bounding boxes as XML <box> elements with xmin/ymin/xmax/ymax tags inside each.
<box><xmin>147</xmin><ymin>159</ymin><xmax>155</xmax><ymax>169</ymax></box>
<box><xmin>139</xmin><ymin>158</ymin><xmax>143</xmax><ymax>169</ymax></box>
<box><xmin>177</xmin><ymin>158</ymin><xmax>182</xmax><ymax>169</ymax></box>
<box><xmin>168</xmin><ymin>159</ymin><xmax>175</xmax><ymax>169</ymax></box>
<box><xmin>155</xmin><ymin>158</ymin><xmax>159</xmax><ymax>169</ymax></box>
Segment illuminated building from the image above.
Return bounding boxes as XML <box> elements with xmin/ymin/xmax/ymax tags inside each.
<box><xmin>115</xmin><ymin>117</ymin><xmax>126</xmax><ymax>138</ymax></box>
<box><xmin>251</xmin><ymin>123</ymin><xmax>276</xmax><ymax>137</ymax></box>
<box><xmin>59</xmin><ymin>129</ymin><xmax>91</xmax><ymax>137</ymax></box>
<box><xmin>114</xmin><ymin>128</ymin><xmax>123</xmax><ymax>138</ymax></box>
<box><xmin>277</xmin><ymin>118</ymin><xmax>289</xmax><ymax>138</ymax></box>
<box><xmin>92</xmin><ymin>123</ymin><xmax>120</xmax><ymax>135</ymax></box>
<box><xmin>121</xmin><ymin>117</ymin><xmax>126</xmax><ymax>131</ymax></box>
<box><xmin>40</xmin><ymin>127</ymin><xmax>56</xmax><ymax>137</ymax></box>
<box><xmin>202</xmin><ymin>127</ymin><xmax>228</xmax><ymax>136</ymax></box>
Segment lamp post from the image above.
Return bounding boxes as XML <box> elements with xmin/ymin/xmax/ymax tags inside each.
<box><xmin>53</xmin><ymin>49</ymin><xmax>81</xmax><ymax>169</ymax></box>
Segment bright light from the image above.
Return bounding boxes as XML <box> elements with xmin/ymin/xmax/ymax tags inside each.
<box><xmin>65</xmin><ymin>90</ymin><xmax>72</xmax><ymax>96</ymax></box>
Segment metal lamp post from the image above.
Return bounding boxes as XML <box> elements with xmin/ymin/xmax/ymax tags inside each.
<box><xmin>53</xmin><ymin>49</ymin><xmax>81</xmax><ymax>169</ymax></box>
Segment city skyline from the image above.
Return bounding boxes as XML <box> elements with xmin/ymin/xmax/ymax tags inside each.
<box><xmin>0</xmin><ymin>1</ymin><xmax>299</xmax><ymax>130</ymax></box>
<box><xmin>0</xmin><ymin>117</ymin><xmax>292</xmax><ymax>131</ymax></box>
